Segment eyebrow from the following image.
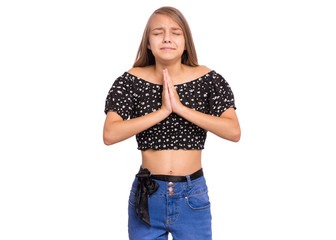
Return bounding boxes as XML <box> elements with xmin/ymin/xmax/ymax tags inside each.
<box><xmin>151</xmin><ymin>27</ymin><xmax>182</xmax><ymax>31</ymax></box>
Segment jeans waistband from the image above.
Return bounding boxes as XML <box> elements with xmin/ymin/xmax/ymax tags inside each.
<box><xmin>150</xmin><ymin>168</ymin><xmax>203</xmax><ymax>182</ymax></box>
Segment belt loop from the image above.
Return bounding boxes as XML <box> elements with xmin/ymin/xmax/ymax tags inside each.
<box><xmin>186</xmin><ymin>175</ymin><xmax>192</xmax><ymax>188</ymax></box>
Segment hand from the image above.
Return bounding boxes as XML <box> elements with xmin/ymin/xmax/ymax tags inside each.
<box><xmin>160</xmin><ymin>69</ymin><xmax>173</xmax><ymax>115</ymax></box>
<box><xmin>163</xmin><ymin>69</ymin><xmax>184</xmax><ymax>115</ymax></box>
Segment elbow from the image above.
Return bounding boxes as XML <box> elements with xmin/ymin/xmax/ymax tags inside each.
<box><xmin>230</xmin><ymin>127</ymin><xmax>241</xmax><ymax>142</ymax></box>
<box><xmin>103</xmin><ymin>138</ymin><xmax>114</xmax><ymax>146</ymax></box>
<box><xmin>232</xmin><ymin>133</ymin><xmax>241</xmax><ymax>142</ymax></box>
<box><xmin>103</xmin><ymin>131</ymin><xmax>116</xmax><ymax>146</ymax></box>
<box><xmin>103</xmin><ymin>120</ymin><xmax>125</xmax><ymax>146</ymax></box>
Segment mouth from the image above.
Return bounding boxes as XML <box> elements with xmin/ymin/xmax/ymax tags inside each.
<box><xmin>160</xmin><ymin>47</ymin><xmax>175</xmax><ymax>50</ymax></box>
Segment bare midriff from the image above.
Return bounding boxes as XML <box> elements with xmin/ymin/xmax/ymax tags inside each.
<box><xmin>141</xmin><ymin>149</ymin><xmax>202</xmax><ymax>176</ymax></box>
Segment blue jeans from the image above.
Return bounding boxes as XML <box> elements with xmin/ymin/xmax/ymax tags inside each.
<box><xmin>128</xmin><ymin>173</ymin><xmax>212</xmax><ymax>240</ymax></box>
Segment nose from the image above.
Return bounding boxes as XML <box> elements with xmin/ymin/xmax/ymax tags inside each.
<box><xmin>163</xmin><ymin>32</ymin><xmax>171</xmax><ymax>43</ymax></box>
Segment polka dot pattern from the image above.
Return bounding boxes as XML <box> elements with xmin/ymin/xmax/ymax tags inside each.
<box><xmin>104</xmin><ymin>70</ymin><xmax>236</xmax><ymax>150</ymax></box>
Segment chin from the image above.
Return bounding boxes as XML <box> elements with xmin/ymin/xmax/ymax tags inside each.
<box><xmin>154</xmin><ymin>54</ymin><xmax>184</xmax><ymax>62</ymax></box>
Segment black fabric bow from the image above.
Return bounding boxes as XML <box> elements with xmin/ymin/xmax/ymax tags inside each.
<box><xmin>135</xmin><ymin>168</ymin><xmax>159</xmax><ymax>226</ymax></box>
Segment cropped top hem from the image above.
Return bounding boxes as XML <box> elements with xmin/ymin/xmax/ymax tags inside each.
<box><xmin>138</xmin><ymin>146</ymin><xmax>205</xmax><ymax>151</ymax></box>
<box><xmin>104</xmin><ymin>69</ymin><xmax>237</xmax><ymax>150</ymax></box>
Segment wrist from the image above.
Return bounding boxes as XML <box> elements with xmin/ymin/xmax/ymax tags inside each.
<box><xmin>158</xmin><ymin>108</ymin><xmax>171</xmax><ymax>118</ymax></box>
<box><xmin>175</xmin><ymin>104</ymin><xmax>188</xmax><ymax>116</ymax></box>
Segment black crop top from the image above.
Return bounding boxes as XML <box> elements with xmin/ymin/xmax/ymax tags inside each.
<box><xmin>104</xmin><ymin>70</ymin><xmax>236</xmax><ymax>150</ymax></box>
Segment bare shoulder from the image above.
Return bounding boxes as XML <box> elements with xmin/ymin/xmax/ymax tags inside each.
<box><xmin>127</xmin><ymin>66</ymin><xmax>153</xmax><ymax>78</ymax></box>
<box><xmin>197</xmin><ymin>65</ymin><xmax>212</xmax><ymax>75</ymax></box>
<box><xmin>127</xmin><ymin>67</ymin><xmax>142</xmax><ymax>75</ymax></box>
<box><xmin>185</xmin><ymin>65</ymin><xmax>212</xmax><ymax>78</ymax></box>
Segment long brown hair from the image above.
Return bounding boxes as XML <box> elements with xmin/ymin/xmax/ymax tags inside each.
<box><xmin>133</xmin><ymin>6</ymin><xmax>198</xmax><ymax>67</ymax></box>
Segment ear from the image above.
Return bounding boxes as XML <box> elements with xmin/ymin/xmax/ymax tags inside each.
<box><xmin>147</xmin><ymin>42</ymin><xmax>151</xmax><ymax>50</ymax></box>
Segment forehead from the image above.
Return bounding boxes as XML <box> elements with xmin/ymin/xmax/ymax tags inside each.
<box><xmin>149</xmin><ymin>14</ymin><xmax>182</xmax><ymax>30</ymax></box>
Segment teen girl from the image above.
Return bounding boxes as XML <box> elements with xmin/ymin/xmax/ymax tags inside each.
<box><xmin>103</xmin><ymin>6</ymin><xmax>241</xmax><ymax>240</ymax></box>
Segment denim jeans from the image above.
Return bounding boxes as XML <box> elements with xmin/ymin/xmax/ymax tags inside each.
<box><xmin>128</xmin><ymin>172</ymin><xmax>212</xmax><ymax>240</ymax></box>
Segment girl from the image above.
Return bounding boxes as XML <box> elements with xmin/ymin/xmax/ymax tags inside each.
<box><xmin>103</xmin><ymin>6</ymin><xmax>240</xmax><ymax>240</ymax></box>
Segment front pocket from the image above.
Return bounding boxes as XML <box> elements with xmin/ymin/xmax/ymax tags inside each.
<box><xmin>185</xmin><ymin>191</ymin><xmax>211</xmax><ymax>210</ymax></box>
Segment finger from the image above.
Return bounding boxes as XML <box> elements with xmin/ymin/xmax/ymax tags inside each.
<box><xmin>167</xmin><ymin>80</ymin><xmax>174</xmax><ymax>98</ymax></box>
<box><xmin>162</xmin><ymin>69</ymin><xmax>167</xmax><ymax>89</ymax></box>
<box><xmin>167</xmin><ymin>76</ymin><xmax>174</xmax><ymax>88</ymax></box>
<box><xmin>165</xmin><ymin>69</ymin><xmax>171</xmax><ymax>82</ymax></box>
<box><xmin>164</xmin><ymin>69</ymin><xmax>170</xmax><ymax>91</ymax></box>
<box><xmin>166</xmin><ymin>71</ymin><xmax>172</xmax><ymax>84</ymax></box>
<box><xmin>164</xmin><ymin>70</ymin><xmax>169</xmax><ymax>92</ymax></box>
<box><xmin>165</xmin><ymin>73</ymin><xmax>168</xmax><ymax>91</ymax></box>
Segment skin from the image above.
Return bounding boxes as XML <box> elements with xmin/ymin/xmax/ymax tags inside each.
<box><xmin>103</xmin><ymin>14</ymin><xmax>241</xmax><ymax>175</ymax></box>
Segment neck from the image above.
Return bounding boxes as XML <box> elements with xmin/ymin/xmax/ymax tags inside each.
<box><xmin>153</xmin><ymin>61</ymin><xmax>186</xmax><ymax>81</ymax></box>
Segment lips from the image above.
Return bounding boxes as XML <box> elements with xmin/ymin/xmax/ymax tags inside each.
<box><xmin>160</xmin><ymin>47</ymin><xmax>175</xmax><ymax>50</ymax></box>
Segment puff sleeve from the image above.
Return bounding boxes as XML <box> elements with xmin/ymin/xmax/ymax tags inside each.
<box><xmin>209</xmin><ymin>72</ymin><xmax>236</xmax><ymax>117</ymax></box>
<box><xmin>104</xmin><ymin>73</ymin><xmax>133</xmax><ymax>120</ymax></box>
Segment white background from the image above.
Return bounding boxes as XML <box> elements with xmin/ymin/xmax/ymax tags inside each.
<box><xmin>1</xmin><ymin>0</ymin><xmax>335</xmax><ymax>239</ymax></box>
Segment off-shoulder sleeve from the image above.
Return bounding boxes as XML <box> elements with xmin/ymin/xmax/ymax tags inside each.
<box><xmin>209</xmin><ymin>71</ymin><xmax>236</xmax><ymax>117</ymax></box>
<box><xmin>104</xmin><ymin>73</ymin><xmax>133</xmax><ymax>120</ymax></box>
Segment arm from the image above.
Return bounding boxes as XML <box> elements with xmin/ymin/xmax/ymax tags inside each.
<box><xmin>163</xmin><ymin>68</ymin><xmax>241</xmax><ymax>142</ymax></box>
<box><xmin>103</xmin><ymin>69</ymin><xmax>172</xmax><ymax>146</ymax></box>
<box><xmin>176</xmin><ymin>106</ymin><xmax>241</xmax><ymax>142</ymax></box>
<box><xmin>103</xmin><ymin>109</ymin><xmax>170</xmax><ymax>145</ymax></box>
